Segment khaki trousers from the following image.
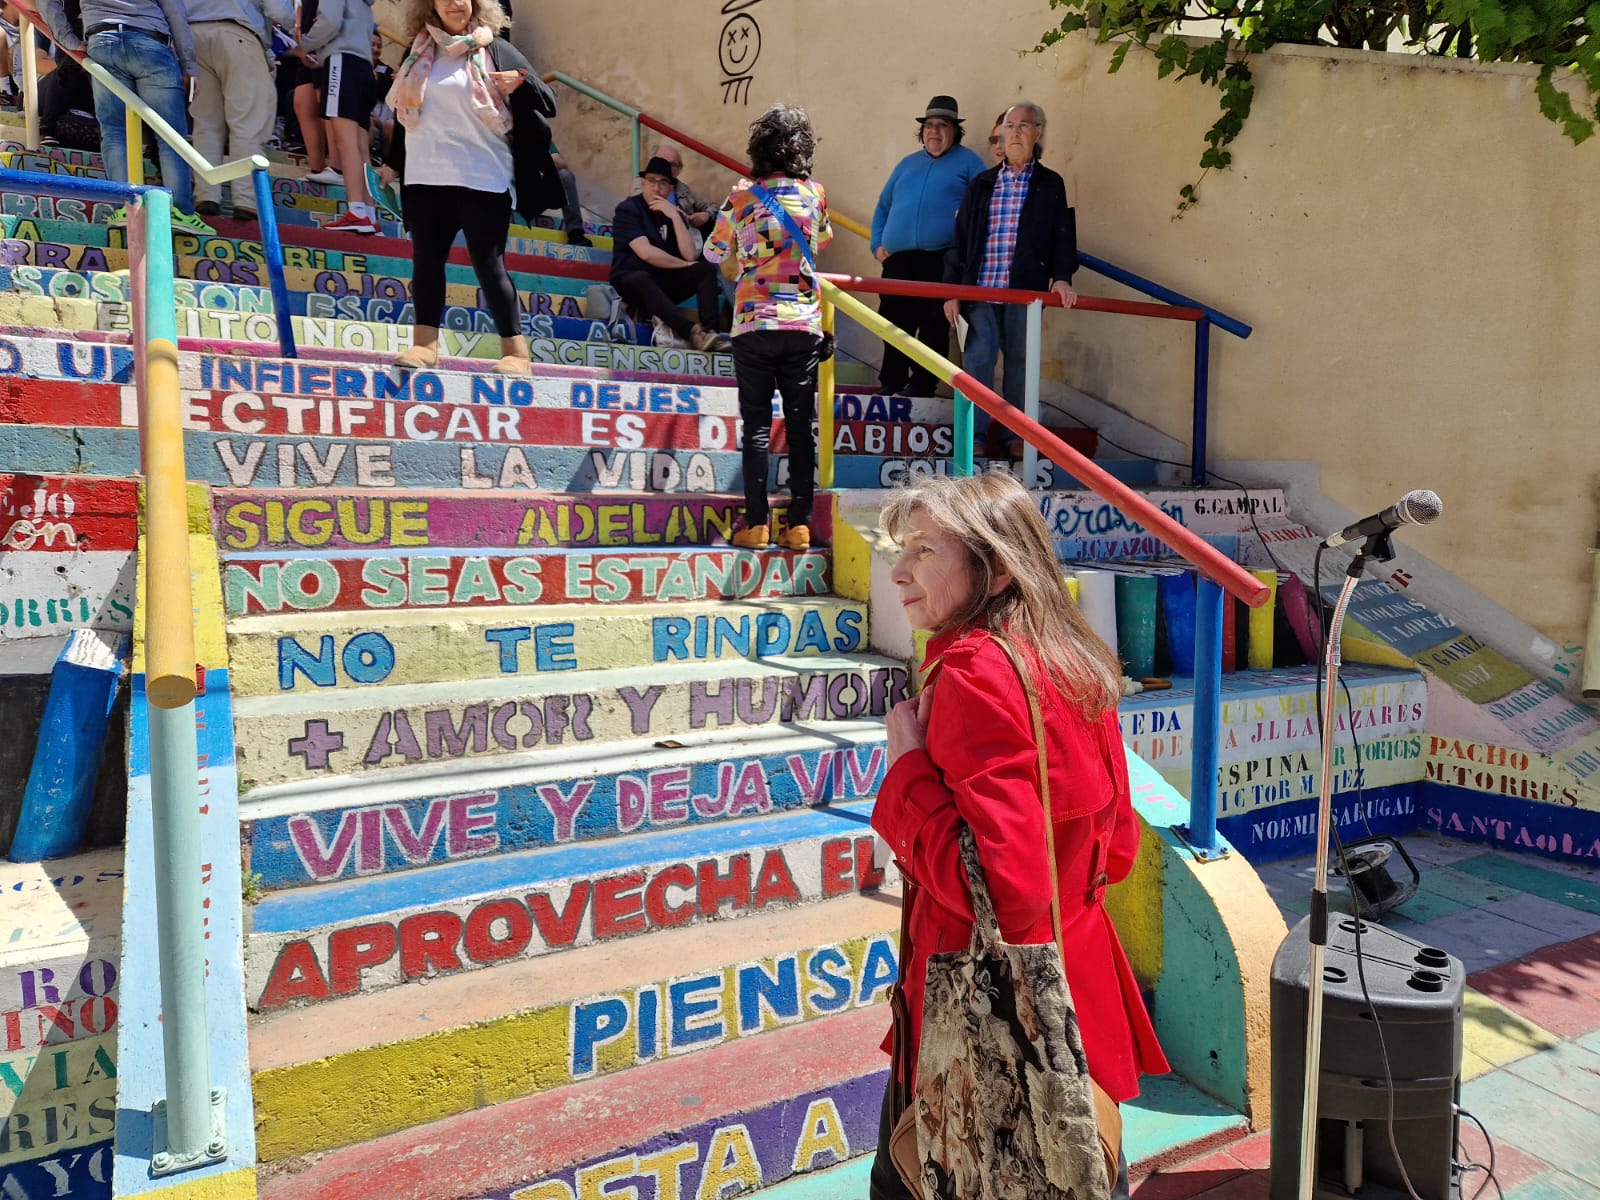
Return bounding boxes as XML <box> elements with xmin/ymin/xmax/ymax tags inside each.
<box><xmin>189</xmin><ymin>21</ymin><xmax>275</xmax><ymax>210</ymax></box>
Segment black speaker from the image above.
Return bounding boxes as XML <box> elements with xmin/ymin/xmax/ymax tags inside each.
<box><xmin>1270</xmin><ymin>915</ymin><xmax>1465</xmax><ymax>1200</ymax></box>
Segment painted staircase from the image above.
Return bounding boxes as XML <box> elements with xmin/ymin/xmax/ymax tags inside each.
<box><xmin>4</xmin><ymin>123</ymin><xmax>1600</xmax><ymax>1200</ymax></box>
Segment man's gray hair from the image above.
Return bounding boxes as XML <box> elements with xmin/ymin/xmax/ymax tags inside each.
<box><xmin>1007</xmin><ymin>101</ymin><xmax>1047</xmax><ymax>150</ymax></box>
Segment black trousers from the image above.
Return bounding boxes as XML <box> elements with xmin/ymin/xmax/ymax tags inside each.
<box><xmin>877</xmin><ymin>248</ymin><xmax>948</xmax><ymax>398</ymax></box>
<box><xmin>733</xmin><ymin>329</ymin><xmax>819</xmax><ymax>529</ymax></box>
<box><xmin>868</xmin><ymin>1076</ymin><xmax>1133</xmax><ymax>1200</ymax></box>
<box><xmin>403</xmin><ymin>183</ymin><xmax>521</xmax><ymax>338</ymax></box>
<box><xmin>612</xmin><ymin>262</ymin><xmax>719</xmax><ymax>341</ymax></box>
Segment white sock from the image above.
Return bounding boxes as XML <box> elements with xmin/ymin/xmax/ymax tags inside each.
<box><xmin>351</xmin><ymin>202</ymin><xmax>375</xmax><ymax>219</ymax></box>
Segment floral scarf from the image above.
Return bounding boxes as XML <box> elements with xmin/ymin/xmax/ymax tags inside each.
<box><xmin>387</xmin><ymin>24</ymin><xmax>511</xmax><ymax>135</ymax></box>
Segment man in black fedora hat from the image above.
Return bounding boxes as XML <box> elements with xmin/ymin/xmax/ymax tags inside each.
<box><xmin>610</xmin><ymin>154</ymin><xmax>731</xmax><ymax>353</ymax></box>
<box><xmin>869</xmin><ymin>94</ymin><xmax>985</xmax><ymax>397</ymax></box>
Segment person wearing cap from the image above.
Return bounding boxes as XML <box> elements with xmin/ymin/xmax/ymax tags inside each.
<box><xmin>945</xmin><ymin>100</ymin><xmax>1079</xmax><ymax>458</ymax></box>
<box><xmin>869</xmin><ymin>95</ymin><xmax>984</xmax><ymax>398</ymax></box>
<box><xmin>610</xmin><ymin>154</ymin><xmax>730</xmax><ymax>354</ymax></box>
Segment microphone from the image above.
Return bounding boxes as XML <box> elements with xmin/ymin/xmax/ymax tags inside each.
<box><xmin>1322</xmin><ymin>490</ymin><xmax>1442</xmax><ymax>549</ymax></box>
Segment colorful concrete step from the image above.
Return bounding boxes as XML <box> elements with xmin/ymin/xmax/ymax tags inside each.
<box><xmin>222</xmin><ymin>546</ymin><xmax>832</xmax><ymax>616</ymax></box>
<box><xmin>253</xmin><ymin>1001</ymin><xmax>891</xmax><ymax>1199</ymax></box>
<box><xmin>227</xmin><ymin>595</ymin><xmax>871</xmax><ymax>695</ymax></box>
<box><xmin>0</xmin><ymin>848</ymin><xmax>124</xmax><ymax>1191</ymax></box>
<box><xmin>0</xmin><ymin>263</ymin><xmax>639</xmax><ymax>346</ymax></box>
<box><xmin>248</xmin><ymin>888</ymin><xmax>899</xmax><ymax>1160</ymax></box>
<box><xmin>0</xmin><ymin>217</ymin><xmax>598</xmax><ymax>298</ymax></box>
<box><xmin>244</xmin><ymin>796</ymin><xmax>892</xmax><ymax>1010</ymax></box>
<box><xmin>211</xmin><ymin>489</ymin><xmax>828</xmax><ymax>553</ymax></box>
<box><xmin>231</xmin><ymin>650</ymin><xmax>907</xmax><ymax>788</ymax></box>
<box><xmin>241</xmin><ymin>722</ymin><xmax>886</xmax><ymax>889</ymax></box>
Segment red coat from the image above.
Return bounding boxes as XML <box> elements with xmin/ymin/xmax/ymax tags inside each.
<box><xmin>872</xmin><ymin>625</ymin><xmax>1169</xmax><ymax>1103</ymax></box>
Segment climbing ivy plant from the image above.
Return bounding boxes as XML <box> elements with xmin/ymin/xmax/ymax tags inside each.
<box><xmin>1035</xmin><ymin>0</ymin><xmax>1598</xmax><ymax>214</ymax></box>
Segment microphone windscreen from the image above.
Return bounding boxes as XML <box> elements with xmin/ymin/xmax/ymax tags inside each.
<box><xmin>1397</xmin><ymin>489</ymin><xmax>1443</xmax><ymax>527</ymax></box>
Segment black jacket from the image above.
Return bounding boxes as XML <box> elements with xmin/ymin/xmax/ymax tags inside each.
<box><xmin>388</xmin><ymin>38</ymin><xmax>565</xmax><ymax>226</ymax></box>
<box><xmin>944</xmin><ymin>160</ymin><xmax>1077</xmax><ymax>293</ymax></box>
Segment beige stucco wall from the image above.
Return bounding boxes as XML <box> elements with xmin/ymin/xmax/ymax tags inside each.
<box><xmin>514</xmin><ymin>4</ymin><xmax>1600</xmax><ymax>649</ymax></box>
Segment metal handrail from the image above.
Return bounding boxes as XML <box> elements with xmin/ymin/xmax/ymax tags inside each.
<box><xmin>542</xmin><ymin>69</ymin><xmax>1248</xmax><ymax>482</ymax></box>
<box><xmin>823</xmin><ymin>278</ymin><xmax>1266</xmax><ymax>857</ymax></box>
<box><xmin>544</xmin><ymin>70</ymin><xmax>871</xmax><ymax>241</ymax></box>
<box><xmin>14</xmin><ymin>2</ymin><xmax>297</xmax><ymax>357</ymax></box>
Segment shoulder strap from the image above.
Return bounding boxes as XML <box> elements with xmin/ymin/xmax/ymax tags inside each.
<box><xmin>988</xmin><ymin>634</ymin><xmax>1066</xmax><ymax>951</ymax></box>
<box><xmin>747</xmin><ymin>180</ymin><xmax>814</xmax><ymax>268</ymax></box>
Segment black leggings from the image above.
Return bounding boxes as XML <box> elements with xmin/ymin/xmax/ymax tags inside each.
<box><xmin>403</xmin><ymin>184</ymin><xmax>521</xmax><ymax>338</ymax></box>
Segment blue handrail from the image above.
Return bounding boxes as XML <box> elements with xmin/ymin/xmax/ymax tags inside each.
<box><xmin>1079</xmin><ymin>251</ymin><xmax>1252</xmax><ymax>340</ymax></box>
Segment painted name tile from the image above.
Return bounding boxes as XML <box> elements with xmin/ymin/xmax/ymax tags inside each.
<box><xmin>247</xmin><ymin>741</ymin><xmax>886</xmax><ymax>887</ymax></box>
<box><xmin>235</xmin><ymin>663</ymin><xmax>910</xmax><ymax>786</ymax></box>
<box><xmin>1036</xmin><ymin>488</ymin><xmax>1287</xmax><ymax>543</ymax></box>
<box><xmin>213</xmin><ymin>494</ymin><xmax>824</xmax><ymax>552</ymax></box>
<box><xmin>223</xmin><ymin>550</ymin><xmax>831</xmax><ymax>615</ymax></box>
<box><xmin>1119</xmin><ymin>674</ymin><xmax>1428</xmax><ymax>769</ymax></box>
<box><xmin>1219</xmin><ymin>784</ymin><xmax>1424</xmax><ymax>862</ymax></box>
<box><xmin>1423</xmin><ymin>734</ymin><xmax>1596</xmax><ymax>810</ymax></box>
<box><xmin>1163</xmin><ymin>733</ymin><xmax>1424</xmax><ymax>817</ymax></box>
<box><xmin>1424</xmin><ymin>785</ymin><xmax>1600</xmax><ymax>864</ymax></box>
<box><xmin>0</xmin><ymin>1139</ymin><xmax>111</xmax><ymax>1200</ymax></box>
<box><xmin>1481</xmin><ymin>678</ymin><xmax>1600</xmax><ymax>754</ymax></box>
<box><xmin>248</xmin><ymin>831</ymin><xmax>891</xmax><ymax>1009</ymax></box>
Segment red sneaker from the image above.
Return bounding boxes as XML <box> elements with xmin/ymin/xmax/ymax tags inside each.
<box><xmin>325</xmin><ymin>209</ymin><xmax>379</xmax><ymax>235</ymax></box>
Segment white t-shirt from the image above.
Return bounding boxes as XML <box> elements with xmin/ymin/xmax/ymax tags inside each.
<box><xmin>403</xmin><ymin>52</ymin><xmax>515</xmax><ymax>196</ymax></box>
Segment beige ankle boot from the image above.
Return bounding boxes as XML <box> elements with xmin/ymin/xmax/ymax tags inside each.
<box><xmin>395</xmin><ymin>326</ymin><xmax>440</xmax><ymax>369</ymax></box>
<box><xmin>492</xmin><ymin>336</ymin><xmax>533</xmax><ymax>375</ymax></box>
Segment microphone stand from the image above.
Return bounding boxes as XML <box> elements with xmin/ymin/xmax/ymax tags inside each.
<box><xmin>1297</xmin><ymin>530</ymin><xmax>1395</xmax><ymax>1200</ymax></box>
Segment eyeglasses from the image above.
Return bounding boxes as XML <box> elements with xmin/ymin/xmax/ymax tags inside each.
<box><xmin>1000</xmin><ymin>121</ymin><xmax>1040</xmax><ymax>132</ymax></box>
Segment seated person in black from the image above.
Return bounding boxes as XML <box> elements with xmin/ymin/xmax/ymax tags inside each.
<box><xmin>609</xmin><ymin>155</ymin><xmax>730</xmax><ymax>353</ymax></box>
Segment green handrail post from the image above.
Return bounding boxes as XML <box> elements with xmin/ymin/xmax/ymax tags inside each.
<box><xmin>136</xmin><ymin>188</ymin><xmax>226</xmax><ymax>1173</ymax></box>
<box><xmin>953</xmin><ymin>392</ymin><xmax>974</xmax><ymax>477</ymax></box>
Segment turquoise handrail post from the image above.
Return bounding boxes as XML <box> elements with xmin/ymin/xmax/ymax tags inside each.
<box><xmin>631</xmin><ymin>117</ymin><xmax>641</xmax><ymax>179</ymax></box>
<box><xmin>138</xmin><ymin>187</ymin><xmax>218</xmax><ymax>1166</ymax></box>
<box><xmin>1189</xmin><ymin>578</ymin><xmax>1225</xmax><ymax>856</ymax></box>
<box><xmin>953</xmin><ymin>391</ymin><xmax>974</xmax><ymax>477</ymax></box>
<box><xmin>252</xmin><ymin>166</ymin><xmax>297</xmax><ymax>359</ymax></box>
<box><xmin>1192</xmin><ymin>315</ymin><xmax>1211</xmax><ymax>485</ymax></box>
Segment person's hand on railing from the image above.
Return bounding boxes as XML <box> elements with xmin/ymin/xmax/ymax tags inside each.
<box><xmin>1052</xmin><ymin>280</ymin><xmax>1078</xmax><ymax>308</ymax></box>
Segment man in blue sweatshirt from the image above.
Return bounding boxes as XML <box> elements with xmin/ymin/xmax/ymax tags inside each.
<box><xmin>869</xmin><ymin>95</ymin><xmax>983</xmax><ymax>398</ymax></box>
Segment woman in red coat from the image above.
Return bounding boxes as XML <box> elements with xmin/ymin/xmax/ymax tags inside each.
<box><xmin>869</xmin><ymin>472</ymin><xmax>1168</xmax><ymax>1200</ymax></box>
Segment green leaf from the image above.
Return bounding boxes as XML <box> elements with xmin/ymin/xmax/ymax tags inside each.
<box><xmin>1109</xmin><ymin>40</ymin><xmax>1134</xmax><ymax>71</ymax></box>
<box><xmin>1536</xmin><ymin>67</ymin><xmax>1598</xmax><ymax>141</ymax></box>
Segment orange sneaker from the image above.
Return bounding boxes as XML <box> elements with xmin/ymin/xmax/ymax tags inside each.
<box><xmin>730</xmin><ymin>524</ymin><xmax>769</xmax><ymax>549</ymax></box>
<box><xmin>778</xmin><ymin>524</ymin><xmax>811</xmax><ymax>551</ymax></box>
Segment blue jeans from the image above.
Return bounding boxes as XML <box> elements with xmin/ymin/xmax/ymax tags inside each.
<box><xmin>88</xmin><ymin>28</ymin><xmax>194</xmax><ymax>212</ymax></box>
<box><xmin>960</xmin><ymin>300</ymin><xmax>1029</xmax><ymax>441</ymax></box>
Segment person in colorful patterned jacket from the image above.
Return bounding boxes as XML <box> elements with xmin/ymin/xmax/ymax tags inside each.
<box><xmin>703</xmin><ymin>103</ymin><xmax>831</xmax><ymax>553</ymax></box>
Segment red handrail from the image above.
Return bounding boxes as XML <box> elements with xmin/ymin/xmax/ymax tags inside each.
<box><xmin>821</xmin><ymin>273</ymin><xmax>1204</xmax><ymax>323</ymax></box>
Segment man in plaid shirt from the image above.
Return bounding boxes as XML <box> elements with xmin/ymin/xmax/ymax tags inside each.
<box><xmin>944</xmin><ymin>102</ymin><xmax>1079</xmax><ymax>458</ymax></box>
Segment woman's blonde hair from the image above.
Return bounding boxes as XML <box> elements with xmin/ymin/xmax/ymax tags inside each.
<box><xmin>400</xmin><ymin>0</ymin><xmax>508</xmax><ymax>40</ymax></box>
<box><xmin>881</xmin><ymin>472</ymin><xmax>1123</xmax><ymax>718</ymax></box>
